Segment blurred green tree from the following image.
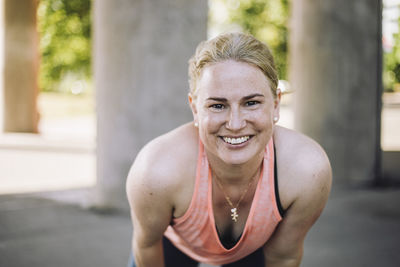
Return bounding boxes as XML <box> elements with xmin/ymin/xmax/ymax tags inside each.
<box><xmin>209</xmin><ymin>0</ymin><xmax>289</xmax><ymax>80</ymax></box>
<box><xmin>37</xmin><ymin>0</ymin><xmax>91</xmax><ymax>93</ymax></box>
<box><xmin>384</xmin><ymin>28</ymin><xmax>400</xmax><ymax>92</ymax></box>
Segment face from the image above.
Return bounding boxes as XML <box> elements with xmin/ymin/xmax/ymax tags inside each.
<box><xmin>190</xmin><ymin>60</ymin><xmax>280</xmax><ymax>166</ymax></box>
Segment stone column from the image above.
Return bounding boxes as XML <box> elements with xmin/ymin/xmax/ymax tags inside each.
<box><xmin>289</xmin><ymin>1</ymin><xmax>382</xmax><ymax>184</ymax></box>
<box><xmin>93</xmin><ymin>0</ymin><xmax>207</xmax><ymax>210</ymax></box>
<box><xmin>2</xmin><ymin>0</ymin><xmax>39</xmax><ymax>133</ymax></box>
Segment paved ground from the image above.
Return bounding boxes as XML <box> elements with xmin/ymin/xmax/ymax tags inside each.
<box><xmin>302</xmin><ymin>186</ymin><xmax>400</xmax><ymax>267</ymax></box>
<box><xmin>0</xmin><ymin>190</ymin><xmax>132</xmax><ymax>267</ymax></box>
<box><xmin>0</xmin><ymin>132</ymin><xmax>96</xmax><ymax>195</ymax></box>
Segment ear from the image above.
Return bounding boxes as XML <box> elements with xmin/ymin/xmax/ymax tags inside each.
<box><xmin>274</xmin><ymin>89</ymin><xmax>282</xmax><ymax>107</ymax></box>
<box><xmin>188</xmin><ymin>93</ymin><xmax>198</xmax><ymax>122</ymax></box>
<box><xmin>273</xmin><ymin>89</ymin><xmax>281</xmax><ymax>121</ymax></box>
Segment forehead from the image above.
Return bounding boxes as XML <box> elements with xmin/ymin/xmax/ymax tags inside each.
<box><xmin>197</xmin><ymin>60</ymin><xmax>271</xmax><ymax>98</ymax></box>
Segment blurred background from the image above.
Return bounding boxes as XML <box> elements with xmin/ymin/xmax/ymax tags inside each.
<box><xmin>0</xmin><ymin>0</ymin><xmax>399</xmax><ymax>266</ymax></box>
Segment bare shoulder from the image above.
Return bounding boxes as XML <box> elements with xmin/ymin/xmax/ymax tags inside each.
<box><xmin>273</xmin><ymin>126</ymin><xmax>332</xmax><ymax>209</ymax></box>
<box><xmin>126</xmin><ymin>123</ymin><xmax>198</xmax><ymax>204</ymax></box>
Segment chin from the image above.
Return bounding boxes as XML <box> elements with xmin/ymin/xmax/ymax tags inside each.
<box><xmin>221</xmin><ymin>157</ymin><xmax>251</xmax><ymax>166</ymax></box>
<box><xmin>217</xmin><ymin>148</ymin><xmax>259</xmax><ymax>166</ymax></box>
<box><xmin>212</xmin><ymin>136</ymin><xmax>264</xmax><ymax>165</ymax></box>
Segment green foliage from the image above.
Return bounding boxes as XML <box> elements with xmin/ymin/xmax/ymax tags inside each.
<box><xmin>37</xmin><ymin>0</ymin><xmax>91</xmax><ymax>93</ymax></box>
<box><xmin>209</xmin><ymin>0</ymin><xmax>289</xmax><ymax>79</ymax></box>
<box><xmin>384</xmin><ymin>29</ymin><xmax>400</xmax><ymax>92</ymax></box>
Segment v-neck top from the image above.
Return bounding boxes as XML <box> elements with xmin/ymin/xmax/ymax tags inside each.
<box><xmin>164</xmin><ymin>138</ymin><xmax>282</xmax><ymax>265</ymax></box>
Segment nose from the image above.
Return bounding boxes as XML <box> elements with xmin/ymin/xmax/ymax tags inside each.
<box><xmin>226</xmin><ymin>107</ymin><xmax>246</xmax><ymax>130</ymax></box>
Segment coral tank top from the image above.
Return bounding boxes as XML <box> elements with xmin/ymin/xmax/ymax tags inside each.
<box><xmin>164</xmin><ymin>138</ymin><xmax>282</xmax><ymax>265</ymax></box>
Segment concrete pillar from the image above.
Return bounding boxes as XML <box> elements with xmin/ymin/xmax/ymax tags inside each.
<box><xmin>2</xmin><ymin>0</ymin><xmax>39</xmax><ymax>133</ymax></box>
<box><xmin>93</xmin><ymin>0</ymin><xmax>207</xmax><ymax>210</ymax></box>
<box><xmin>289</xmin><ymin>1</ymin><xmax>382</xmax><ymax>184</ymax></box>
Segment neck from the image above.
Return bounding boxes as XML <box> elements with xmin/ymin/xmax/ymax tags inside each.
<box><xmin>206</xmin><ymin>150</ymin><xmax>264</xmax><ymax>185</ymax></box>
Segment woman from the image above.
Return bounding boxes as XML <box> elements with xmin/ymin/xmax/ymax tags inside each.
<box><xmin>126</xmin><ymin>32</ymin><xmax>332</xmax><ymax>267</ymax></box>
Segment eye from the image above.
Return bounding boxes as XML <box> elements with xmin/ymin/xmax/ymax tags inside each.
<box><xmin>210</xmin><ymin>103</ymin><xmax>225</xmax><ymax>110</ymax></box>
<box><xmin>245</xmin><ymin>100</ymin><xmax>259</xmax><ymax>107</ymax></box>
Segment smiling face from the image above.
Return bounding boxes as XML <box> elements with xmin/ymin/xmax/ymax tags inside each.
<box><xmin>190</xmin><ymin>60</ymin><xmax>280</xmax><ymax>166</ymax></box>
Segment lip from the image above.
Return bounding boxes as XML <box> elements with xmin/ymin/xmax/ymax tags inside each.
<box><xmin>219</xmin><ymin>135</ymin><xmax>254</xmax><ymax>146</ymax></box>
<box><xmin>220</xmin><ymin>135</ymin><xmax>252</xmax><ymax>138</ymax></box>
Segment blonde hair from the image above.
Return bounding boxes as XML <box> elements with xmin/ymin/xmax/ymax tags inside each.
<box><xmin>188</xmin><ymin>32</ymin><xmax>279</xmax><ymax>98</ymax></box>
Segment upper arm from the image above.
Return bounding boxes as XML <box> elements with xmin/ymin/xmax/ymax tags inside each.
<box><xmin>264</xmin><ymin>138</ymin><xmax>332</xmax><ymax>264</ymax></box>
<box><xmin>126</xmin><ymin>125</ymin><xmax>198</xmax><ymax>250</ymax></box>
<box><xmin>126</xmin><ymin>145</ymin><xmax>174</xmax><ymax>249</ymax></box>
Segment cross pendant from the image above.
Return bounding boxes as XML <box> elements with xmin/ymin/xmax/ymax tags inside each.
<box><xmin>231</xmin><ymin>208</ymin><xmax>238</xmax><ymax>222</ymax></box>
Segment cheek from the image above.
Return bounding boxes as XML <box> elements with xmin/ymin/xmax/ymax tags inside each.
<box><xmin>198</xmin><ymin>116</ymin><xmax>222</xmax><ymax>144</ymax></box>
<box><xmin>199</xmin><ymin>111</ymin><xmax>224</xmax><ymax>130</ymax></box>
<box><xmin>249</xmin><ymin>108</ymin><xmax>273</xmax><ymax>125</ymax></box>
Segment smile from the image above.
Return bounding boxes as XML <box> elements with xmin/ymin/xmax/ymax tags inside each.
<box><xmin>222</xmin><ymin>136</ymin><xmax>251</xmax><ymax>145</ymax></box>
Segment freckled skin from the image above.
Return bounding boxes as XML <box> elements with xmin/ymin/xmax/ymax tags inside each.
<box><xmin>190</xmin><ymin>60</ymin><xmax>279</xmax><ymax>170</ymax></box>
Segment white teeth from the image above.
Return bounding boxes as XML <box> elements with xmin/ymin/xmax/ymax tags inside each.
<box><xmin>223</xmin><ymin>136</ymin><xmax>250</xmax><ymax>145</ymax></box>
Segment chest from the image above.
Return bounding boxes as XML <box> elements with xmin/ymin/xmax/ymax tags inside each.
<box><xmin>212</xmin><ymin>183</ymin><xmax>257</xmax><ymax>248</ymax></box>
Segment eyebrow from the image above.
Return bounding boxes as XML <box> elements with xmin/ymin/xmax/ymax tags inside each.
<box><xmin>243</xmin><ymin>93</ymin><xmax>264</xmax><ymax>100</ymax></box>
<box><xmin>206</xmin><ymin>93</ymin><xmax>265</xmax><ymax>102</ymax></box>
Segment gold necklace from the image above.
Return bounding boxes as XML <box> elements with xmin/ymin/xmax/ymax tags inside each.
<box><xmin>214</xmin><ymin>173</ymin><xmax>258</xmax><ymax>222</ymax></box>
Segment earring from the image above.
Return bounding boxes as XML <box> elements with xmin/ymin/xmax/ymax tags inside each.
<box><xmin>273</xmin><ymin>117</ymin><xmax>279</xmax><ymax>123</ymax></box>
<box><xmin>194</xmin><ymin>122</ymin><xmax>199</xmax><ymax>127</ymax></box>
